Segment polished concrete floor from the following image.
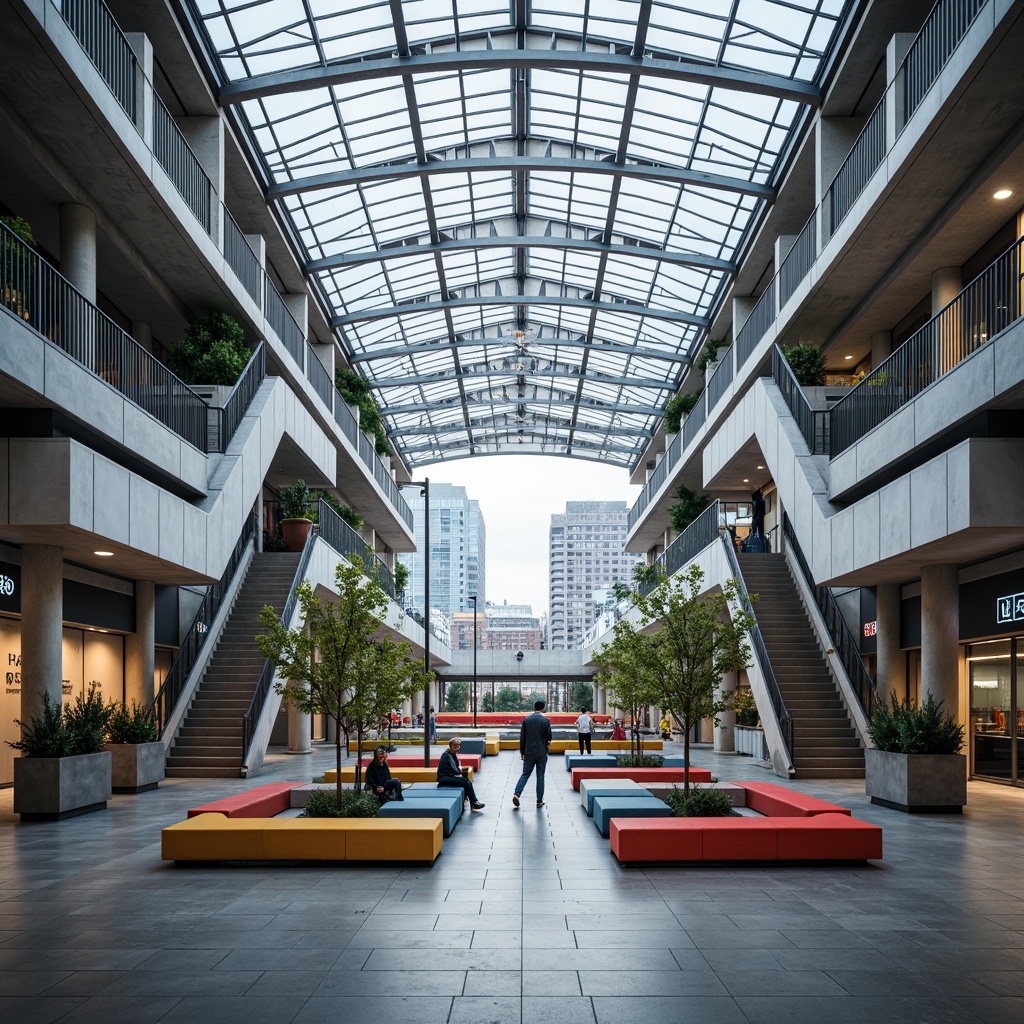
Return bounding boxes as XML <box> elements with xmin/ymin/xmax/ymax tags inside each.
<box><xmin>2</xmin><ymin>741</ymin><xmax>1024</xmax><ymax>1024</ymax></box>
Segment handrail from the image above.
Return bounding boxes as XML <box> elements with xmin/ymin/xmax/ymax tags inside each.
<box><xmin>0</xmin><ymin>220</ymin><xmax>209</xmax><ymax>450</ymax></box>
<box><xmin>827</xmin><ymin>97</ymin><xmax>886</xmax><ymax>232</ymax></box>
<box><xmin>782</xmin><ymin>513</ymin><xmax>877</xmax><ymax>721</ymax></box>
<box><xmin>242</xmin><ymin>522</ymin><xmax>317</xmax><ymax>763</ymax></box>
<box><xmin>720</xmin><ymin>533</ymin><xmax>794</xmax><ymax>763</ymax></box>
<box><xmin>264</xmin><ymin>276</ymin><xmax>305</xmax><ymax>367</ymax></box>
<box><xmin>638</xmin><ymin>500</ymin><xmax>721</xmax><ymax>596</ymax></box>
<box><xmin>830</xmin><ymin>234</ymin><xmax>1024</xmax><ymax>458</ymax></box>
<box><xmin>306</xmin><ymin>342</ymin><xmax>334</xmax><ymax>409</ymax></box>
<box><xmin>153</xmin><ymin>511</ymin><xmax>256</xmax><ymax>737</ymax></box>
<box><xmin>315</xmin><ymin>498</ymin><xmax>396</xmax><ymax>600</ymax></box>
<box><xmin>152</xmin><ymin>93</ymin><xmax>212</xmax><ymax>233</ymax></box>
<box><xmin>772</xmin><ymin>346</ymin><xmax>827</xmax><ymax>455</ymax></box>
<box><xmin>212</xmin><ymin>342</ymin><xmax>266</xmax><ymax>454</ymax></box>
<box><xmin>706</xmin><ymin>348</ymin><xmax>735</xmax><ymax>414</ymax></box>
<box><xmin>779</xmin><ymin>210</ymin><xmax>817</xmax><ymax>309</ymax></box>
<box><xmin>735</xmin><ymin>279</ymin><xmax>776</xmax><ymax>366</ymax></box>
<box><xmin>58</xmin><ymin>0</ymin><xmax>137</xmax><ymax>120</ymax></box>
<box><xmin>223</xmin><ymin>208</ymin><xmax>262</xmax><ymax>304</ymax></box>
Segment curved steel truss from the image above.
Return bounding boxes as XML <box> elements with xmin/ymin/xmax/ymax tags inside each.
<box><xmin>188</xmin><ymin>0</ymin><xmax>852</xmax><ymax>469</ymax></box>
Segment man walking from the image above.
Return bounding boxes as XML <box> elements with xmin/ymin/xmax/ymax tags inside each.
<box><xmin>513</xmin><ymin>700</ymin><xmax>552</xmax><ymax>808</ymax></box>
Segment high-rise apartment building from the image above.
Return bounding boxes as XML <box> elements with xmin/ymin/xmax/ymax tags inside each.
<box><xmin>483</xmin><ymin>601</ymin><xmax>544</xmax><ymax>651</ymax></box>
<box><xmin>399</xmin><ymin>484</ymin><xmax>485</xmax><ymax>615</ymax></box>
<box><xmin>549</xmin><ymin>502</ymin><xmax>643</xmax><ymax>649</ymax></box>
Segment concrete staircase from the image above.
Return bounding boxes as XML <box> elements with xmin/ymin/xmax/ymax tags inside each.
<box><xmin>165</xmin><ymin>552</ymin><xmax>300</xmax><ymax>778</ymax></box>
<box><xmin>737</xmin><ymin>553</ymin><xmax>865</xmax><ymax>779</ymax></box>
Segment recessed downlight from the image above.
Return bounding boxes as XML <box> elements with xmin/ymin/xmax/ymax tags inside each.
<box><xmin>994</xmin><ymin>189</ymin><xmax>1013</xmax><ymax>200</ymax></box>
<box><xmin>743</xmin><ymin>478</ymin><xmax>749</xmax><ymax>483</ymax></box>
<box><xmin>757</xmin><ymin>465</ymin><xmax>764</xmax><ymax>470</ymax></box>
<box><xmin>94</xmin><ymin>550</ymin><xmax>114</xmax><ymax>557</ymax></box>
<box><xmin>844</xmin><ymin>355</ymin><xmax>853</xmax><ymax>360</ymax></box>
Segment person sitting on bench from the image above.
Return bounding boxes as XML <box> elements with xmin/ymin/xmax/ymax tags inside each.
<box><xmin>365</xmin><ymin>746</ymin><xmax>403</xmax><ymax>804</ymax></box>
<box><xmin>437</xmin><ymin>738</ymin><xmax>485</xmax><ymax>810</ymax></box>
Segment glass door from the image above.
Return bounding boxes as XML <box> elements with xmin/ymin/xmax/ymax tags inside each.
<box><xmin>970</xmin><ymin>638</ymin><xmax>1021</xmax><ymax>782</ymax></box>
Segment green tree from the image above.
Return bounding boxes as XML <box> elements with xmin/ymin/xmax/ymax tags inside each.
<box><xmin>568</xmin><ymin>681</ymin><xmax>594</xmax><ymax>710</ymax></box>
<box><xmin>523</xmin><ymin>690</ymin><xmax>545</xmax><ymax>711</ymax></box>
<box><xmin>630</xmin><ymin>563</ymin><xmax>756</xmax><ymax>793</ymax></box>
<box><xmin>444</xmin><ymin>681</ymin><xmax>469</xmax><ymax>713</ymax></box>
<box><xmin>595</xmin><ymin>624</ymin><xmax>660</xmax><ymax>761</ymax></box>
<box><xmin>480</xmin><ymin>691</ymin><xmax>496</xmax><ymax>713</ymax></box>
<box><xmin>168</xmin><ymin>312</ymin><xmax>251</xmax><ymax>386</ymax></box>
<box><xmin>495</xmin><ymin>686</ymin><xmax>523</xmax><ymax>712</ymax></box>
<box><xmin>256</xmin><ymin>556</ymin><xmax>426</xmax><ymax>804</ymax></box>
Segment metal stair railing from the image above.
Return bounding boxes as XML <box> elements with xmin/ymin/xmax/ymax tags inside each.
<box><xmin>782</xmin><ymin>513</ymin><xmax>878</xmax><ymax>720</ymax></box>
<box><xmin>153</xmin><ymin>511</ymin><xmax>256</xmax><ymax>737</ymax></box>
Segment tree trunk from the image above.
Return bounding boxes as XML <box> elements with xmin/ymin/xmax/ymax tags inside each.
<box><xmin>355</xmin><ymin>727</ymin><xmax>364</xmax><ymax>789</ymax></box>
<box><xmin>683</xmin><ymin>720</ymin><xmax>691</xmax><ymax>796</ymax></box>
<box><xmin>335</xmin><ymin>727</ymin><xmax>343</xmax><ymax>808</ymax></box>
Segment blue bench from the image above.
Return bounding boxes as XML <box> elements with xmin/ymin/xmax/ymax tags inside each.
<box><xmin>661</xmin><ymin>757</ymin><xmax>689</xmax><ymax>767</ymax></box>
<box><xmin>377</xmin><ymin>789</ymin><xmax>463</xmax><ymax>836</ymax></box>
<box><xmin>565</xmin><ymin>754</ymin><xmax>617</xmax><ymax>772</ymax></box>
<box><xmin>580</xmin><ymin>781</ymin><xmax>646</xmax><ymax>816</ymax></box>
<box><xmin>592</xmin><ymin>795</ymin><xmax>673</xmax><ymax>837</ymax></box>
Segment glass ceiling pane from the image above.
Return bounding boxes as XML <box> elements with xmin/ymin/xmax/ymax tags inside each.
<box><xmin>187</xmin><ymin>0</ymin><xmax>852</xmax><ymax>468</ymax></box>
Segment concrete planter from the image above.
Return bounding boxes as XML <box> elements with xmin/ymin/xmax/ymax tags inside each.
<box><xmin>13</xmin><ymin>751</ymin><xmax>112</xmax><ymax>821</ymax></box>
<box><xmin>106</xmin><ymin>742</ymin><xmax>165</xmax><ymax>793</ymax></box>
<box><xmin>865</xmin><ymin>748</ymin><xmax>967</xmax><ymax>813</ymax></box>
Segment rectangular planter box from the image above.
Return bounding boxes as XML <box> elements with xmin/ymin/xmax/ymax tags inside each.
<box><xmin>865</xmin><ymin>748</ymin><xmax>967</xmax><ymax>813</ymax></box>
<box><xmin>106</xmin><ymin>742</ymin><xmax>165</xmax><ymax>793</ymax></box>
<box><xmin>14</xmin><ymin>751</ymin><xmax>112</xmax><ymax>821</ymax></box>
<box><xmin>734</xmin><ymin>725</ymin><xmax>768</xmax><ymax>759</ymax></box>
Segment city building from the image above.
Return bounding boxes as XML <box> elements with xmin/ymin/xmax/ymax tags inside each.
<box><xmin>482</xmin><ymin>601</ymin><xmax>544</xmax><ymax>651</ymax></box>
<box><xmin>549</xmin><ymin>502</ymin><xmax>644</xmax><ymax>650</ymax></box>
<box><xmin>398</xmin><ymin>483</ymin><xmax>485</xmax><ymax>616</ymax></box>
<box><xmin>448</xmin><ymin>609</ymin><xmax>485</xmax><ymax>651</ymax></box>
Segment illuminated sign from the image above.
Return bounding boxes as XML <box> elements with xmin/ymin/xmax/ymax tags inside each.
<box><xmin>0</xmin><ymin>574</ymin><xmax>14</xmax><ymax>597</ymax></box>
<box><xmin>863</xmin><ymin>620</ymin><xmax>877</xmax><ymax>637</ymax></box>
<box><xmin>996</xmin><ymin>592</ymin><xmax>1024</xmax><ymax>625</ymax></box>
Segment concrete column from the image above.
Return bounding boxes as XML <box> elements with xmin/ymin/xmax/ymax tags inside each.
<box><xmin>124</xmin><ymin>580</ymin><xmax>155</xmax><ymax>707</ymax></box>
<box><xmin>286</xmin><ymin>679</ymin><xmax>312</xmax><ymax>754</ymax></box>
<box><xmin>59</xmin><ymin>204</ymin><xmax>97</xmax><ymax>302</ymax></box>
<box><xmin>932</xmin><ymin>266</ymin><xmax>963</xmax><ymax>315</ymax></box>
<box><xmin>732</xmin><ymin>296</ymin><xmax>756</xmax><ymax>339</ymax></box>
<box><xmin>20</xmin><ymin>545</ymin><xmax>64</xmax><ymax>725</ymax></box>
<box><xmin>871</xmin><ymin>330</ymin><xmax>892</xmax><ymax>369</ymax></box>
<box><xmin>816</xmin><ymin>116</ymin><xmax>867</xmax><ymax>241</ymax></box>
<box><xmin>284</xmin><ymin>293</ymin><xmax>309</xmax><ymax>345</ymax></box>
<box><xmin>715</xmin><ymin>670</ymin><xmax>737</xmax><ymax>752</ymax></box>
<box><xmin>885</xmin><ymin>33</ymin><xmax>917</xmax><ymax>144</ymax></box>
<box><xmin>124</xmin><ymin>33</ymin><xmax>154</xmax><ymax>144</ymax></box>
<box><xmin>932</xmin><ymin>266</ymin><xmax>964</xmax><ymax>374</ymax></box>
<box><xmin>921</xmin><ymin>564</ymin><xmax>960</xmax><ymax>713</ymax></box>
<box><xmin>131</xmin><ymin>321</ymin><xmax>154</xmax><ymax>355</ymax></box>
<box><xmin>177</xmin><ymin>116</ymin><xmax>224</xmax><ymax>245</ymax></box>
<box><xmin>875</xmin><ymin>583</ymin><xmax>905</xmax><ymax>702</ymax></box>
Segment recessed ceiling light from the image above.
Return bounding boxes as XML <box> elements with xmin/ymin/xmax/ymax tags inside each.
<box><xmin>994</xmin><ymin>189</ymin><xmax>1013</xmax><ymax>200</ymax></box>
<box><xmin>757</xmin><ymin>465</ymin><xmax>764</xmax><ymax>470</ymax></box>
<box><xmin>743</xmin><ymin>478</ymin><xmax>749</xmax><ymax>483</ymax></box>
<box><xmin>844</xmin><ymin>355</ymin><xmax>853</xmax><ymax>360</ymax></box>
<box><xmin>94</xmin><ymin>551</ymin><xmax>114</xmax><ymax>557</ymax></box>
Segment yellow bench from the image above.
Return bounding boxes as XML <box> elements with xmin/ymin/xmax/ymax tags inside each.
<box><xmin>323</xmin><ymin>766</ymin><xmax>473</xmax><ymax>784</ymax></box>
<box><xmin>485</xmin><ymin>733</ymin><xmax>500</xmax><ymax>756</ymax></box>
<box><xmin>544</xmin><ymin>739</ymin><xmax>664</xmax><ymax>753</ymax></box>
<box><xmin>161</xmin><ymin>813</ymin><xmax>443</xmax><ymax>862</ymax></box>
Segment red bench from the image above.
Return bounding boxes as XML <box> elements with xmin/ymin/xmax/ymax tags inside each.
<box><xmin>357</xmin><ymin>754</ymin><xmax>482</xmax><ymax>772</ymax></box>
<box><xmin>570</xmin><ymin>767</ymin><xmax>711</xmax><ymax>792</ymax></box>
<box><xmin>187</xmin><ymin>782</ymin><xmax>307</xmax><ymax>819</ymax></box>
<box><xmin>610</xmin><ymin>813</ymin><xmax>881</xmax><ymax>864</ymax></box>
<box><xmin>739</xmin><ymin>782</ymin><xmax>850</xmax><ymax>817</ymax></box>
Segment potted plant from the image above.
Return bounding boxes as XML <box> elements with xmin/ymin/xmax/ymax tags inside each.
<box><xmin>865</xmin><ymin>694</ymin><xmax>966</xmax><ymax>812</ymax></box>
<box><xmin>335</xmin><ymin>368</ymin><xmax>392</xmax><ymax>458</ymax></box>
<box><xmin>663</xmin><ymin>391</ymin><xmax>702</xmax><ymax>435</ymax></box>
<box><xmin>167</xmin><ymin>312</ymin><xmax>252</xmax><ymax>387</ymax></box>
<box><xmin>9</xmin><ymin>688</ymin><xmax>113</xmax><ymax>821</ymax></box>
<box><xmin>279</xmin><ymin>479</ymin><xmax>315</xmax><ymax>551</ymax></box>
<box><xmin>782</xmin><ymin>343</ymin><xmax>827</xmax><ymax>386</ymax></box>
<box><xmin>104</xmin><ymin>700</ymin><xmax>164</xmax><ymax>793</ymax></box>
<box><xmin>1</xmin><ymin>215</ymin><xmax>37</xmax><ymax>322</ymax></box>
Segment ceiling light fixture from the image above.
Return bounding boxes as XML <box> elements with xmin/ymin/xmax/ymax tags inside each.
<box><xmin>95</xmin><ymin>551</ymin><xmax>114</xmax><ymax>557</ymax></box>
<box><xmin>993</xmin><ymin>189</ymin><xmax>1013</xmax><ymax>200</ymax></box>
<box><xmin>844</xmin><ymin>355</ymin><xmax>853</xmax><ymax>360</ymax></box>
<box><xmin>743</xmin><ymin>478</ymin><xmax>749</xmax><ymax>483</ymax></box>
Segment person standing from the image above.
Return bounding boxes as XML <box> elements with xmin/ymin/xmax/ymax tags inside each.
<box><xmin>437</xmin><ymin>738</ymin><xmax>485</xmax><ymax>810</ymax></box>
<box><xmin>513</xmin><ymin>700</ymin><xmax>552</xmax><ymax>808</ymax></box>
<box><xmin>575</xmin><ymin>707</ymin><xmax>593</xmax><ymax>755</ymax></box>
<box><xmin>429</xmin><ymin>706</ymin><xmax>437</xmax><ymax>744</ymax></box>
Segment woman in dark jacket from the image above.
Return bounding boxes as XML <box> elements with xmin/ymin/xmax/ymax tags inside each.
<box><xmin>365</xmin><ymin>746</ymin><xmax>403</xmax><ymax>804</ymax></box>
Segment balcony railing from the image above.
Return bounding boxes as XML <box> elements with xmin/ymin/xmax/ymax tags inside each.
<box><xmin>223</xmin><ymin>209</ymin><xmax>262</xmax><ymax>304</ymax></box>
<box><xmin>316</xmin><ymin>498</ymin><xmax>396</xmax><ymax>600</ymax></box>
<box><xmin>706</xmin><ymin>348</ymin><xmax>735</xmax><ymax>414</ymax></box>
<box><xmin>59</xmin><ymin>0</ymin><xmax>137</xmax><ymax>120</ymax></box>
<box><xmin>735</xmin><ymin>279</ymin><xmax>776</xmax><ymax>366</ymax></box>
<box><xmin>779</xmin><ymin>211</ymin><xmax>817</xmax><ymax>309</ymax></box>
<box><xmin>152</xmin><ymin>95</ymin><xmax>212</xmax><ymax>233</ymax></box>
<box><xmin>333</xmin><ymin>394</ymin><xmax>360</xmax><ymax>448</ymax></box>
<box><xmin>153</xmin><ymin>512</ymin><xmax>256</xmax><ymax>738</ymax></box>
<box><xmin>264</xmin><ymin>277</ymin><xmax>305</xmax><ymax>367</ymax></box>
<box><xmin>306</xmin><ymin>343</ymin><xmax>334</xmax><ymax>409</ymax></box>
<box><xmin>1</xmin><ymin>220</ymin><xmax>208</xmax><ymax>450</ymax></box>
<box><xmin>828</xmin><ymin>99</ymin><xmax>886</xmax><ymax>232</ymax></box>
<box><xmin>638</xmin><ymin>500</ymin><xmax>721</xmax><ymax>597</ymax></box>
<box><xmin>211</xmin><ymin>342</ymin><xmax>266</xmax><ymax>454</ymax></box>
<box><xmin>904</xmin><ymin>0</ymin><xmax>987</xmax><ymax>120</ymax></box>
<box><xmin>772</xmin><ymin>346</ymin><xmax>827</xmax><ymax>456</ymax></box>
<box><xmin>830</xmin><ymin>234</ymin><xmax>1023</xmax><ymax>457</ymax></box>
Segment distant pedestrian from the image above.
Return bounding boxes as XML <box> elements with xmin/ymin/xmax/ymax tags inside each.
<box><xmin>513</xmin><ymin>700</ymin><xmax>552</xmax><ymax>808</ymax></box>
<box><xmin>612</xmin><ymin>720</ymin><xmax>626</xmax><ymax>741</ymax></box>
<box><xmin>437</xmin><ymin>738</ymin><xmax>485</xmax><ymax>810</ymax></box>
<box><xmin>429</xmin><ymin>706</ymin><xmax>437</xmax><ymax>744</ymax></box>
<box><xmin>575</xmin><ymin>707</ymin><xmax>593</xmax><ymax>754</ymax></box>
<box><xmin>660</xmin><ymin>715</ymin><xmax>671</xmax><ymax>740</ymax></box>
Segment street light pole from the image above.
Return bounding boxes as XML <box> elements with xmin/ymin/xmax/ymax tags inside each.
<box><xmin>402</xmin><ymin>477</ymin><xmax>431</xmax><ymax>768</ymax></box>
<box><xmin>470</xmin><ymin>594</ymin><xmax>478</xmax><ymax>728</ymax></box>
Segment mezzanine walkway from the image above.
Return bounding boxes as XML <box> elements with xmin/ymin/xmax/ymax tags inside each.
<box><xmin>2</xmin><ymin>744</ymin><xmax>1024</xmax><ymax>1024</ymax></box>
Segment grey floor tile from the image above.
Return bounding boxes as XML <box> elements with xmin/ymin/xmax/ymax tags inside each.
<box><xmin>313</xmin><ymin>969</ymin><xmax>465</xmax><ymax>996</ymax></box>
<box><xmin>155</xmin><ymin>995</ymin><xmax>304</xmax><ymax>1024</ymax></box>
<box><xmin>735</xmin><ymin>995</ymin><xmax>987</xmax><ymax>1024</ymax></box>
<box><xmin>581</xmin><ymin>969</ymin><xmax>728</xmax><ymax>996</ymax></box>
<box><xmin>293</xmin><ymin>996</ymin><xmax>453</xmax><ymax>1024</ymax></box>
<box><xmin>593</xmin><ymin>995</ymin><xmax>749</xmax><ymax>1024</ymax></box>
<box><xmin>523</xmin><ymin>996</ymin><xmax>597</xmax><ymax>1024</ymax></box>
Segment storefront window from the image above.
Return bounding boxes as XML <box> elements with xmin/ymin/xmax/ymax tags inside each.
<box><xmin>970</xmin><ymin>639</ymin><xmax>1017</xmax><ymax>781</ymax></box>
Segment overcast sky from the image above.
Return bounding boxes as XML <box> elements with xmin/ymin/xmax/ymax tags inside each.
<box><xmin>424</xmin><ymin>455</ymin><xmax>642</xmax><ymax>616</ymax></box>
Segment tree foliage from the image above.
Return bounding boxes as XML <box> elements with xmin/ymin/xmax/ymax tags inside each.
<box><xmin>256</xmin><ymin>556</ymin><xmax>427</xmax><ymax>804</ymax></box>
<box><xmin>568</xmin><ymin>681</ymin><xmax>594</xmax><ymax>711</ymax></box>
<box><xmin>494</xmin><ymin>686</ymin><xmax>524</xmax><ymax>712</ymax></box>
<box><xmin>868</xmin><ymin>693</ymin><xmax>964</xmax><ymax>754</ymax></box>
<box><xmin>443</xmin><ymin>681</ymin><xmax>469</xmax><ymax>713</ymax></box>
<box><xmin>783</xmin><ymin>343</ymin><xmax>827</xmax><ymax>387</ymax></box>
<box><xmin>668</xmin><ymin>484</ymin><xmax>711</xmax><ymax>534</ymax></box>
<box><xmin>168</xmin><ymin>312</ymin><xmax>251</xmax><ymax>386</ymax></box>
<box><xmin>335</xmin><ymin>368</ymin><xmax>392</xmax><ymax>457</ymax></box>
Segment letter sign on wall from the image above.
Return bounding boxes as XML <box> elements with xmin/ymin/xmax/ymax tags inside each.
<box><xmin>996</xmin><ymin>593</ymin><xmax>1024</xmax><ymax>625</ymax></box>
<box><xmin>0</xmin><ymin>575</ymin><xmax>14</xmax><ymax>597</ymax></box>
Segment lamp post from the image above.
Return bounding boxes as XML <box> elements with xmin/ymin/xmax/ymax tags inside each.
<box><xmin>469</xmin><ymin>594</ymin><xmax>478</xmax><ymax>728</ymax></box>
<box><xmin>401</xmin><ymin>477</ymin><xmax>431</xmax><ymax>768</ymax></box>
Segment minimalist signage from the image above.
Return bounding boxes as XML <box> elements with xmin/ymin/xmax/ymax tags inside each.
<box><xmin>863</xmin><ymin>620</ymin><xmax>877</xmax><ymax>637</ymax></box>
<box><xmin>0</xmin><ymin>575</ymin><xmax>13</xmax><ymax>597</ymax></box>
<box><xmin>996</xmin><ymin>592</ymin><xmax>1024</xmax><ymax>625</ymax></box>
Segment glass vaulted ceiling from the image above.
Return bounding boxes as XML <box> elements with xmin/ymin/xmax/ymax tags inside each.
<box><xmin>191</xmin><ymin>0</ymin><xmax>850</xmax><ymax>469</ymax></box>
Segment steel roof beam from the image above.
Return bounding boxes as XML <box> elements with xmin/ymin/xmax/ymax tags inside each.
<box><xmin>369</xmin><ymin>367</ymin><xmax>677</xmax><ymax>390</ymax></box>
<box><xmin>268</xmin><ymin>155</ymin><xmax>773</xmax><ymax>201</ymax></box>
<box><xmin>399</xmin><ymin>437</ymin><xmax>641</xmax><ymax>458</ymax></box>
<box><xmin>220</xmin><ymin>49</ymin><xmax>821</xmax><ymax>106</ymax></box>
<box><xmin>309</xmin><ymin>235</ymin><xmax>733</xmax><ymax>274</ymax></box>
<box><xmin>385</xmin><ymin>395</ymin><xmax>661</xmax><ymax>418</ymax></box>
<box><xmin>333</xmin><ymin>295</ymin><xmax>707</xmax><ymax>328</ymax></box>
<box><xmin>394</xmin><ymin>420</ymin><xmax>646</xmax><ymax>439</ymax></box>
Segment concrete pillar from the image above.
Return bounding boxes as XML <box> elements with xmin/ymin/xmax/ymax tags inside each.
<box><xmin>871</xmin><ymin>330</ymin><xmax>892</xmax><ymax>370</ymax></box>
<box><xmin>732</xmin><ymin>296</ymin><xmax>756</xmax><ymax>340</ymax></box>
<box><xmin>932</xmin><ymin>267</ymin><xmax>963</xmax><ymax>315</ymax></box>
<box><xmin>131</xmin><ymin>321</ymin><xmax>154</xmax><ymax>355</ymax></box>
<box><xmin>59</xmin><ymin>204</ymin><xmax>97</xmax><ymax>302</ymax></box>
<box><xmin>286</xmin><ymin>679</ymin><xmax>312</xmax><ymax>754</ymax></box>
<box><xmin>875</xmin><ymin>583</ymin><xmax>905</xmax><ymax>702</ymax></box>
<box><xmin>885</xmin><ymin>33</ymin><xmax>917</xmax><ymax>144</ymax></box>
<box><xmin>921</xmin><ymin>564</ymin><xmax>960</xmax><ymax>713</ymax></box>
<box><xmin>932</xmin><ymin>266</ymin><xmax>964</xmax><ymax>374</ymax></box>
<box><xmin>124</xmin><ymin>580</ymin><xmax>155</xmax><ymax>707</ymax></box>
<box><xmin>20</xmin><ymin>545</ymin><xmax>64</xmax><ymax>725</ymax></box>
<box><xmin>715</xmin><ymin>670</ymin><xmax>737</xmax><ymax>752</ymax></box>
<box><xmin>124</xmin><ymin>33</ymin><xmax>154</xmax><ymax>143</ymax></box>
<box><xmin>177</xmin><ymin>116</ymin><xmax>224</xmax><ymax>245</ymax></box>
<box><xmin>816</xmin><ymin>116</ymin><xmax>867</xmax><ymax>241</ymax></box>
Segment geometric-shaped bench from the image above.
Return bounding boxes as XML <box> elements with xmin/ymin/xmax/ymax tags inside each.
<box><xmin>324</xmin><ymin>766</ymin><xmax>473</xmax><ymax>784</ymax></box>
<box><xmin>740</xmin><ymin>782</ymin><xmax>850</xmax><ymax>817</ymax></box>
<box><xmin>358</xmin><ymin>754</ymin><xmax>482</xmax><ymax>773</ymax></box>
<box><xmin>609</xmin><ymin>813</ymin><xmax>881</xmax><ymax>863</ymax></box>
<box><xmin>551</xmin><ymin>739</ymin><xmax>663</xmax><ymax>753</ymax></box>
<box><xmin>565</xmin><ymin>754</ymin><xmax>617</xmax><ymax>772</ymax></box>
<box><xmin>455</xmin><ymin>738</ymin><xmax>486</xmax><ymax>756</ymax></box>
<box><xmin>187</xmin><ymin>782</ymin><xmax>307</xmax><ymax>818</ymax></box>
<box><xmin>570</xmin><ymin>767</ymin><xmax>711</xmax><ymax>791</ymax></box>
<box><xmin>579</xmin><ymin>779</ymin><xmax>646</xmax><ymax>816</ymax></box>
<box><xmin>378</xmin><ymin>788</ymin><xmax>463</xmax><ymax>836</ymax></box>
<box><xmin>592</xmin><ymin>794</ymin><xmax>673</xmax><ymax>837</ymax></box>
<box><xmin>161</xmin><ymin>813</ymin><xmax>443</xmax><ymax>862</ymax></box>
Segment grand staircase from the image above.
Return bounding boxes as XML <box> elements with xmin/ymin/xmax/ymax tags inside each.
<box><xmin>737</xmin><ymin>553</ymin><xmax>865</xmax><ymax>779</ymax></box>
<box><xmin>165</xmin><ymin>552</ymin><xmax>300</xmax><ymax>778</ymax></box>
